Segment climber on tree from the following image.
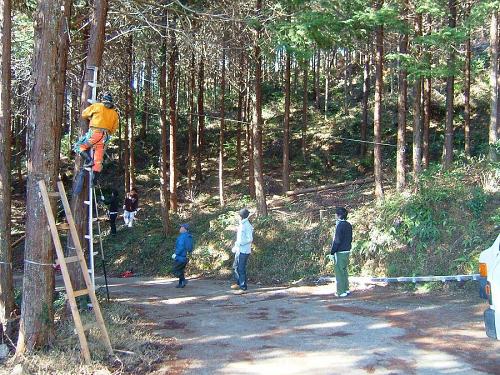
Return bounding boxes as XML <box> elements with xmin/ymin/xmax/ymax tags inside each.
<box><xmin>74</xmin><ymin>92</ymin><xmax>119</xmax><ymax>186</ymax></box>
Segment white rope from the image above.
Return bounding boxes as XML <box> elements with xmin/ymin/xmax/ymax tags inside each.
<box><xmin>24</xmin><ymin>259</ymin><xmax>54</xmax><ymax>267</ymax></box>
<box><xmin>0</xmin><ymin>261</ymin><xmax>12</xmax><ymax>267</ymax></box>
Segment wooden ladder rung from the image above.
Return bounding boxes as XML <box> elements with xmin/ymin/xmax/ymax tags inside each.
<box><xmin>47</xmin><ymin>191</ymin><xmax>61</xmax><ymax>197</ymax></box>
<box><xmin>55</xmin><ymin>255</ymin><xmax>81</xmax><ymax>266</ymax></box>
<box><xmin>73</xmin><ymin>289</ymin><xmax>89</xmax><ymax>298</ymax></box>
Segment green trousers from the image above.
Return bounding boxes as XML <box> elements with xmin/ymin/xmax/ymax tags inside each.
<box><xmin>334</xmin><ymin>252</ymin><xmax>350</xmax><ymax>295</ymax></box>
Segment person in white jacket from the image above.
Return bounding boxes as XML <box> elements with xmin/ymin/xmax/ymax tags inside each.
<box><xmin>231</xmin><ymin>208</ymin><xmax>254</xmax><ymax>291</ymax></box>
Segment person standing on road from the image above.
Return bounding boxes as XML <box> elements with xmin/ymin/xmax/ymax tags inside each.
<box><xmin>123</xmin><ymin>187</ymin><xmax>139</xmax><ymax>227</ymax></box>
<box><xmin>172</xmin><ymin>223</ymin><xmax>194</xmax><ymax>288</ymax></box>
<box><xmin>231</xmin><ymin>208</ymin><xmax>254</xmax><ymax>291</ymax></box>
<box><xmin>330</xmin><ymin>207</ymin><xmax>352</xmax><ymax>297</ymax></box>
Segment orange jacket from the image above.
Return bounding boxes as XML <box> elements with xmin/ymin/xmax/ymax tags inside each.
<box><xmin>82</xmin><ymin>103</ymin><xmax>119</xmax><ymax>134</ymax></box>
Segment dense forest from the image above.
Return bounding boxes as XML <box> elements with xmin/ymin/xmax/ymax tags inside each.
<box><xmin>0</xmin><ymin>0</ymin><xmax>499</xmax><ymax>365</ymax></box>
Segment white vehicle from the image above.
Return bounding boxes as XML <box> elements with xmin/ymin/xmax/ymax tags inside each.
<box><xmin>479</xmin><ymin>233</ymin><xmax>500</xmax><ymax>340</ymax></box>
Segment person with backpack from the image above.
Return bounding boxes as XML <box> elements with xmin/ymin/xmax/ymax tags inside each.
<box><xmin>171</xmin><ymin>223</ymin><xmax>194</xmax><ymax>288</ymax></box>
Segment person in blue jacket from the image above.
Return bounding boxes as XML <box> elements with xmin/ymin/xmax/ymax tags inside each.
<box><xmin>171</xmin><ymin>223</ymin><xmax>194</xmax><ymax>288</ymax></box>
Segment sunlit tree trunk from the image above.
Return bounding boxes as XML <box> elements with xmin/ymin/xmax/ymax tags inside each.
<box><xmin>442</xmin><ymin>0</ymin><xmax>456</xmax><ymax>170</ymax></box>
<box><xmin>282</xmin><ymin>50</ymin><xmax>291</xmax><ymax>193</ymax></box>
<box><xmin>490</xmin><ymin>11</ymin><xmax>499</xmax><ymax>162</ymax></box>
<box><xmin>314</xmin><ymin>49</ymin><xmax>320</xmax><ymax>109</ymax></box>
<box><xmin>218</xmin><ymin>46</ymin><xmax>226</xmax><ymax>207</ymax></box>
<box><xmin>253</xmin><ymin>0</ymin><xmax>267</xmax><ymax>216</ymax></box>
<box><xmin>159</xmin><ymin>17</ymin><xmax>169</xmax><ymax>236</ymax></box>
<box><xmin>127</xmin><ymin>35</ymin><xmax>136</xmax><ymax>189</ymax></box>
<box><xmin>373</xmin><ymin>0</ymin><xmax>384</xmax><ymax>199</ymax></box>
<box><xmin>187</xmin><ymin>52</ymin><xmax>195</xmax><ymax>190</ymax></box>
<box><xmin>360</xmin><ymin>51</ymin><xmax>370</xmax><ymax>157</ymax></box>
<box><xmin>301</xmin><ymin>64</ymin><xmax>308</xmax><ymax>158</ymax></box>
<box><xmin>169</xmin><ymin>19</ymin><xmax>178</xmax><ymax>212</ymax></box>
<box><xmin>422</xmin><ymin>77</ymin><xmax>431</xmax><ymax>169</ymax></box>
<box><xmin>140</xmin><ymin>45</ymin><xmax>151</xmax><ymax>140</ymax></box>
<box><xmin>236</xmin><ymin>53</ymin><xmax>245</xmax><ymax>180</ymax></box>
<box><xmin>413</xmin><ymin>13</ymin><xmax>423</xmax><ymax>180</ymax></box>
<box><xmin>464</xmin><ymin>0</ymin><xmax>471</xmax><ymax>156</ymax></box>
<box><xmin>397</xmin><ymin>14</ymin><xmax>408</xmax><ymax>192</ymax></box>
<box><xmin>17</xmin><ymin>0</ymin><xmax>65</xmax><ymax>352</ymax></box>
<box><xmin>196</xmin><ymin>49</ymin><xmax>205</xmax><ymax>182</ymax></box>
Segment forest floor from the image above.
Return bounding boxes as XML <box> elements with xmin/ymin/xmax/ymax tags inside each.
<box><xmin>103</xmin><ymin>276</ymin><xmax>499</xmax><ymax>375</ymax></box>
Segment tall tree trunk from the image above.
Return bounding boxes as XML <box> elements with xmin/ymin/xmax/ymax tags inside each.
<box><xmin>159</xmin><ymin>21</ymin><xmax>169</xmax><ymax>236</ymax></box>
<box><xmin>442</xmin><ymin>0</ymin><xmax>456</xmax><ymax>170</ymax></box>
<box><xmin>397</xmin><ymin>17</ymin><xmax>408</xmax><ymax>192</ymax></box>
<box><xmin>314</xmin><ymin>49</ymin><xmax>321</xmax><ymax>110</ymax></box>
<box><xmin>0</xmin><ymin>0</ymin><xmax>14</xmax><ymax>334</ymax></box>
<box><xmin>373</xmin><ymin>0</ymin><xmax>384</xmax><ymax>199</ymax></box>
<box><xmin>422</xmin><ymin>16</ymin><xmax>432</xmax><ymax>169</ymax></box>
<box><xmin>301</xmin><ymin>64</ymin><xmax>308</xmax><ymax>158</ymax></box>
<box><xmin>140</xmin><ymin>45</ymin><xmax>151</xmax><ymax>140</ymax></box>
<box><xmin>68</xmin><ymin>0</ymin><xmax>108</xmax><ymax>291</ymax></box>
<box><xmin>360</xmin><ymin>52</ymin><xmax>370</xmax><ymax>157</ymax></box>
<box><xmin>236</xmin><ymin>53</ymin><xmax>245</xmax><ymax>180</ymax></box>
<box><xmin>247</xmin><ymin>68</ymin><xmax>255</xmax><ymax>198</ymax></box>
<box><xmin>282</xmin><ymin>50</ymin><xmax>291</xmax><ymax>193</ymax></box>
<box><xmin>422</xmin><ymin>77</ymin><xmax>431</xmax><ymax>168</ymax></box>
<box><xmin>124</xmin><ymin>47</ymin><xmax>130</xmax><ymax>193</ymax></box>
<box><xmin>413</xmin><ymin>13</ymin><xmax>423</xmax><ymax>180</ymax></box>
<box><xmin>253</xmin><ymin>0</ymin><xmax>268</xmax><ymax>216</ymax></box>
<box><xmin>490</xmin><ymin>11</ymin><xmax>499</xmax><ymax>162</ymax></box>
<box><xmin>54</xmin><ymin>0</ymin><xmax>71</xmax><ymax>163</ymax></box>
<box><xmin>324</xmin><ymin>51</ymin><xmax>330</xmax><ymax>119</ymax></box>
<box><xmin>187</xmin><ymin>52</ymin><xmax>195</xmax><ymax>190</ymax></box>
<box><xmin>17</xmin><ymin>0</ymin><xmax>64</xmax><ymax>352</ymax></box>
<box><xmin>196</xmin><ymin>49</ymin><xmax>205</xmax><ymax>182</ymax></box>
<box><xmin>127</xmin><ymin>35</ymin><xmax>136</xmax><ymax>189</ymax></box>
<box><xmin>169</xmin><ymin>20</ymin><xmax>178</xmax><ymax>212</ymax></box>
<box><xmin>218</xmin><ymin>47</ymin><xmax>226</xmax><ymax>207</ymax></box>
<box><xmin>464</xmin><ymin>0</ymin><xmax>471</xmax><ymax>156</ymax></box>
<box><xmin>343</xmin><ymin>50</ymin><xmax>350</xmax><ymax>114</ymax></box>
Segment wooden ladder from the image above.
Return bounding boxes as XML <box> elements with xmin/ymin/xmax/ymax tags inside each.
<box><xmin>38</xmin><ymin>179</ymin><xmax>113</xmax><ymax>363</ymax></box>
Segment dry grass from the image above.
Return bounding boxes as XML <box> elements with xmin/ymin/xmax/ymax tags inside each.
<box><xmin>0</xmin><ymin>302</ymin><xmax>177</xmax><ymax>375</ymax></box>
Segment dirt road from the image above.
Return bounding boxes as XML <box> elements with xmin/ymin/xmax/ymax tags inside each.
<box><xmin>105</xmin><ymin>277</ymin><xmax>499</xmax><ymax>375</ymax></box>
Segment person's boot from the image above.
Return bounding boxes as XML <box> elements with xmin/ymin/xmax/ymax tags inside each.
<box><xmin>79</xmin><ymin>150</ymin><xmax>94</xmax><ymax>168</ymax></box>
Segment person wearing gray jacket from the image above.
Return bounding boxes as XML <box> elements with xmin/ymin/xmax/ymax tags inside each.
<box><xmin>231</xmin><ymin>208</ymin><xmax>254</xmax><ymax>291</ymax></box>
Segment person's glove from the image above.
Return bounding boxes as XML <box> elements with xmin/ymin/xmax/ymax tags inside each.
<box><xmin>327</xmin><ymin>254</ymin><xmax>335</xmax><ymax>262</ymax></box>
<box><xmin>171</xmin><ymin>253</ymin><xmax>176</xmax><ymax>260</ymax></box>
<box><xmin>231</xmin><ymin>245</ymin><xmax>238</xmax><ymax>254</ymax></box>
<box><xmin>100</xmin><ymin>195</ymin><xmax>105</xmax><ymax>201</ymax></box>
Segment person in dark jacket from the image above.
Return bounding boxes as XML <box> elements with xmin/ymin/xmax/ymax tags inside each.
<box><xmin>330</xmin><ymin>207</ymin><xmax>353</xmax><ymax>297</ymax></box>
<box><xmin>172</xmin><ymin>223</ymin><xmax>194</xmax><ymax>288</ymax></box>
<box><xmin>123</xmin><ymin>188</ymin><xmax>139</xmax><ymax>227</ymax></box>
<box><xmin>101</xmin><ymin>189</ymin><xmax>119</xmax><ymax>235</ymax></box>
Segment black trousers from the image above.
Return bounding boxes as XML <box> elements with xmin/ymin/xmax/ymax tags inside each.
<box><xmin>173</xmin><ymin>260</ymin><xmax>188</xmax><ymax>283</ymax></box>
<box><xmin>109</xmin><ymin>213</ymin><xmax>117</xmax><ymax>234</ymax></box>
